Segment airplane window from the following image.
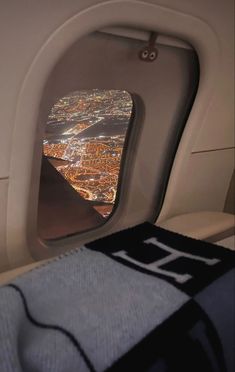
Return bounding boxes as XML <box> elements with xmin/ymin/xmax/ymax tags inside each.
<box><xmin>38</xmin><ymin>89</ymin><xmax>134</xmax><ymax>240</ymax></box>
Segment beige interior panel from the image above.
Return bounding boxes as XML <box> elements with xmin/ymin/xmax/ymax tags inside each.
<box><xmin>224</xmin><ymin>170</ymin><xmax>235</xmax><ymax>214</ymax></box>
<box><xmin>158</xmin><ymin>148</ymin><xmax>235</xmax><ymax>221</ymax></box>
<box><xmin>0</xmin><ymin>259</ymin><xmax>50</xmax><ymax>286</ymax></box>
<box><xmin>158</xmin><ymin>211</ymin><xmax>235</xmax><ymax>240</ymax></box>
<box><xmin>216</xmin><ymin>235</ymin><xmax>235</xmax><ymax>250</ymax></box>
<box><xmin>191</xmin><ymin>2</ymin><xmax>234</xmax><ymax>152</ymax></box>
<box><xmin>192</xmin><ymin>114</ymin><xmax>234</xmax><ymax>152</ymax></box>
<box><xmin>0</xmin><ymin>180</ymin><xmax>9</xmax><ymax>272</ymax></box>
<box><xmin>0</xmin><ymin>0</ymin><xmax>103</xmax><ymax>178</ymax></box>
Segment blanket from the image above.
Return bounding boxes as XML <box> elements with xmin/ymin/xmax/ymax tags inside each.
<box><xmin>0</xmin><ymin>222</ymin><xmax>234</xmax><ymax>372</ymax></box>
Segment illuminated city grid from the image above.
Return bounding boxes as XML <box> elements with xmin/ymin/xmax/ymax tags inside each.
<box><xmin>43</xmin><ymin>89</ymin><xmax>133</xmax><ymax>217</ymax></box>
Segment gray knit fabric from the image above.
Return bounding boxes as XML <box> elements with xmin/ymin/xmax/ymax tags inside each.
<box><xmin>196</xmin><ymin>269</ymin><xmax>235</xmax><ymax>372</ymax></box>
<box><xmin>0</xmin><ymin>246</ymin><xmax>188</xmax><ymax>372</ymax></box>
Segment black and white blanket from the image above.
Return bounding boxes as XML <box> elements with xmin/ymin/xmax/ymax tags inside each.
<box><xmin>0</xmin><ymin>222</ymin><xmax>234</xmax><ymax>372</ymax></box>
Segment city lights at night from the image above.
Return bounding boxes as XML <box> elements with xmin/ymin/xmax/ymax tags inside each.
<box><xmin>43</xmin><ymin>89</ymin><xmax>133</xmax><ymax>217</ymax></box>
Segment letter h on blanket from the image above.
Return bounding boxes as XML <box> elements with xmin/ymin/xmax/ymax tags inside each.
<box><xmin>113</xmin><ymin>237</ymin><xmax>220</xmax><ymax>284</ymax></box>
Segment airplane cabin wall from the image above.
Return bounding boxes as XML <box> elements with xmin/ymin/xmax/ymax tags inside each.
<box><xmin>0</xmin><ymin>0</ymin><xmax>234</xmax><ymax>270</ymax></box>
